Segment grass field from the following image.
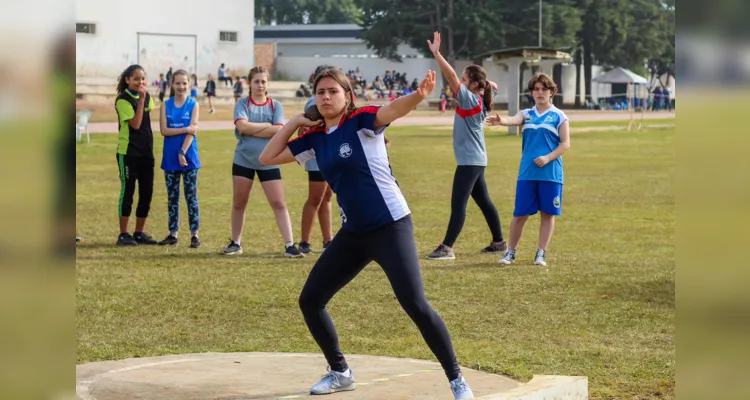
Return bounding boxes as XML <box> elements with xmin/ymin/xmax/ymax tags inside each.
<box><xmin>76</xmin><ymin>124</ymin><xmax>675</xmax><ymax>399</ymax></box>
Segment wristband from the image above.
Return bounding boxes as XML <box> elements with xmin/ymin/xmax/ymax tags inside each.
<box><xmin>178</xmin><ymin>149</ymin><xmax>186</xmax><ymax>156</ymax></box>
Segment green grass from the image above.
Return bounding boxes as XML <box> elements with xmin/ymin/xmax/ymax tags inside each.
<box><xmin>570</xmin><ymin>117</ymin><xmax>675</xmax><ymax>128</ymax></box>
<box><xmin>76</xmin><ymin>126</ymin><xmax>675</xmax><ymax>399</ymax></box>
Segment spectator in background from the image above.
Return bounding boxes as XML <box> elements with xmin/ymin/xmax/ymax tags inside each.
<box><xmin>296</xmin><ymin>84</ymin><xmax>311</xmax><ymax>98</ymax></box>
<box><xmin>158</xmin><ymin>73</ymin><xmax>168</xmax><ymax>103</ymax></box>
<box><xmin>204</xmin><ymin>74</ymin><xmax>216</xmax><ymax>114</ymax></box>
<box><xmin>166</xmin><ymin>67</ymin><xmax>173</xmax><ymax>85</ymax></box>
<box><xmin>190</xmin><ymin>74</ymin><xmax>199</xmax><ymax>100</ymax></box>
<box><xmin>373</xmin><ymin>76</ymin><xmax>387</xmax><ymax>98</ymax></box>
<box><xmin>218</xmin><ymin>63</ymin><xmax>233</xmax><ymax>87</ymax></box>
<box><xmin>652</xmin><ymin>86</ymin><xmax>662</xmax><ymax>111</ymax></box>
<box><xmin>663</xmin><ymin>86</ymin><xmax>672</xmax><ymax>111</ymax></box>
<box><xmin>233</xmin><ymin>76</ymin><xmax>243</xmax><ymax>103</ymax></box>
<box><xmin>411</xmin><ymin>78</ymin><xmax>419</xmax><ymax>91</ymax></box>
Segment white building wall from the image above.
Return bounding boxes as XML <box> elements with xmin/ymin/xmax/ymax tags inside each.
<box><xmin>75</xmin><ymin>0</ymin><xmax>254</xmax><ymax>79</ymax></box>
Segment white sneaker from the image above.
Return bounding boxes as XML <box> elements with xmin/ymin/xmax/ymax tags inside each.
<box><xmin>498</xmin><ymin>249</ymin><xmax>516</xmax><ymax>265</ymax></box>
<box><xmin>533</xmin><ymin>249</ymin><xmax>547</xmax><ymax>266</ymax></box>
<box><xmin>310</xmin><ymin>368</ymin><xmax>356</xmax><ymax>395</ymax></box>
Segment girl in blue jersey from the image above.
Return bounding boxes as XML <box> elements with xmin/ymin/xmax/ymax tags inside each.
<box><xmin>223</xmin><ymin>66</ymin><xmax>302</xmax><ymax>258</ymax></box>
<box><xmin>487</xmin><ymin>73</ymin><xmax>571</xmax><ymax>267</ymax></box>
<box><xmin>157</xmin><ymin>69</ymin><xmax>201</xmax><ymax>248</ymax></box>
<box><xmin>425</xmin><ymin>32</ymin><xmax>507</xmax><ymax>261</ymax></box>
<box><xmin>259</xmin><ymin>68</ymin><xmax>475</xmax><ymax>400</ymax></box>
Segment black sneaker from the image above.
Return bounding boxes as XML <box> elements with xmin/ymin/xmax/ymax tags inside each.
<box><xmin>158</xmin><ymin>235</ymin><xmax>178</xmax><ymax>246</ymax></box>
<box><xmin>222</xmin><ymin>240</ymin><xmax>242</xmax><ymax>255</ymax></box>
<box><xmin>481</xmin><ymin>240</ymin><xmax>508</xmax><ymax>254</ymax></box>
<box><xmin>116</xmin><ymin>233</ymin><xmax>137</xmax><ymax>246</ymax></box>
<box><xmin>322</xmin><ymin>240</ymin><xmax>332</xmax><ymax>251</ymax></box>
<box><xmin>299</xmin><ymin>241</ymin><xmax>313</xmax><ymax>254</ymax></box>
<box><xmin>285</xmin><ymin>244</ymin><xmax>304</xmax><ymax>258</ymax></box>
<box><xmin>190</xmin><ymin>235</ymin><xmax>201</xmax><ymax>248</ymax></box>
<box><xmin>133</xmin><ymin>232</ymin><xmax>158</xmax><ymax>245</ymax></box>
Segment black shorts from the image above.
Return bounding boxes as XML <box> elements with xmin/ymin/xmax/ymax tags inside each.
<box><xmin>232</xmin><ymin>163</ymin><xmax>281</xmax><ymax>182</ymax></box>
<box><xmin>308</xmin><ymin>171</ymin><xmax>325</xmax><ymax>182</ymax></box>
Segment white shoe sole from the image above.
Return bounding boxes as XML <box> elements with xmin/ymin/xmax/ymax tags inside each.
<box><xmin>498</xmin><ymin>259</ymin><xmax>514</xmax><ymax>264</ymax></box>
<box><xmin>311</xmin><ymin>383</ymin><xmax>356</xmax><ymax>395</ymax></box>
<box><xmin>426</xmin><ymin>255</ymin><xmax>456</xmax><ymax>260</ymax></box>
<box><xmin>222</xmin><ymin>249</ymin><xmax>243</xmax><ymax>255</ymax></box>
<box><xmin>286</xmin><ymin>253</ymin><xmax>305</xmax><ymax>258</ymax></box>
<box><xmin>534</xmin><ymin>259</ymin><xmax>547</xmax><ymax>266</ymax></box>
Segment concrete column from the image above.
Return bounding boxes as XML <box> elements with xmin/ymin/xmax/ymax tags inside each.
<box><xmin>504</xmin><ymin>58</ymin><xmax>524</xmax><ymax>135</ymax></box>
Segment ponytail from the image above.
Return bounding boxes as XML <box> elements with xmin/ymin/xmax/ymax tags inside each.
<box><xmin>464</xmin><ymin>64</ymin><xmax>493</xmax><ymax>111</ymax></box>
<box><xmin>483</xmin><ymin>83</ymin><xmax>493</xmax><ymax>111</ymax></box>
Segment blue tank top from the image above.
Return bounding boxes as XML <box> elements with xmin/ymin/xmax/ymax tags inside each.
<box><xmin>161</xmin><ymin>97</ymin><xmax>201</xmax><ymax>171</ymax></box>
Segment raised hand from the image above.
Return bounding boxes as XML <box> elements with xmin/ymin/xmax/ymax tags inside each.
<box><xmin>486</xmin><ymin>114</ymin><xmax>502</xmax><ymax>126</ymax></box>
<box><xmin>427</xmin><ymin>31</ymin><xmax>441</xmax><ymax>55</ymax></box>
<box><xmin>416</xmin><ymin>70</ymin><xmax>437</xmax><ymax>98</ymax></box>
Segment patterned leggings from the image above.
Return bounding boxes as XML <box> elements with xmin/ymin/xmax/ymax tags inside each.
<box><xmin>164</xmin><ymin>170</ymin><xmax>200</xmax><ymax>234</ymax></box>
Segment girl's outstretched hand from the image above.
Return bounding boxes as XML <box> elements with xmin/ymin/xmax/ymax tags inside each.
<box><xmin>416</xmin><ymin>70</ymin><xmax>437</xmax><ymax>98</ymax></box>
<box><xmin>427</xmin><ymin>31</ymin><xmax>441</xmax><ymax>55</ymax></box>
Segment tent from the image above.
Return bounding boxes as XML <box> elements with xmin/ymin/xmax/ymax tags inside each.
<box><xmin>593</xmin><ymin>67</ymin><xmax>649</xmax><ymax>85</ymax></box>
<box><xmin>593</xmin><ymin>67</ymin><xmax>650</xmax><ymax>131</ymax></box>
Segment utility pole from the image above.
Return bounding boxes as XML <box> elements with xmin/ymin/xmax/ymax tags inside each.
<box><xmin>538</xmin><ymin>0</ymin><xmax>542</xmax><ymax>47</ymax></box>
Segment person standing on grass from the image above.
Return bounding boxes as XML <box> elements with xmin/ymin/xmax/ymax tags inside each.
<box><xmin>486</xmin><ymin>72</ymin><xmax>570</xmax><ymax>267</ymax></box>
<box><xmin>157</xmin><ymin>73</ymin><xmax>168</xmax><ymax>103</ymax></box>
<box><xmin>298</xmin><ymin>65</ymin><xmax>336</xmax><ymax>255</ymax></box>
<box><xmin>222</xmin><ymin>66</ymin><xmax>303</xmax><ymax>258</ymax></box>
<box><xmin>233</xmin><ymin>76</ymin><xmax>243</xmax><ymax>103</ymax></box>
<box><xmin>259</xmin><ymin>68</ymin><xmax>475</xmax><ymax>400</ymax></box>
<box><xmin>425</xmin><ymin>32</ymin><xmax>507</xmax><ymax>261</ymax></box>
<box><xmin>190</xmin><ymin>74</ymin><xmax>199</xmax><ymax>100</ymax></box>
<box><xmin>113</xmin><ymin>64</ymin><xmax>158</xmax><ymax>246</ymax></box>
<box><xmin>157</xmin><ymin>69</ymin><xmax>202</xmax><ymax>248</ymax></box>
<box><xmin>204</xmin><ymin>74</ymin><xmax>216</xmax><ymax>114</ymax></box>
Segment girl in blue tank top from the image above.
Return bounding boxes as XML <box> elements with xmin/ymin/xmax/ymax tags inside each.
<box><xmin>157</xmin><ymin>69</ymin><xmax>202</xmax><ymax>248</ymax></box>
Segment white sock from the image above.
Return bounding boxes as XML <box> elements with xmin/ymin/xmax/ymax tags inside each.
<box><xmin>285</xmin><ymin>241</ymin><xmax>294</xmax><ymax>248</ymax></box>
<box><xmin>337</xmin><ymin>368</ymin><xmax>352</xmax><ymax>378</ymax></box>
<box><xmin>170</xmin><ymin>231</ymin><xmax>178</xmax><ymax>237</ymax></box>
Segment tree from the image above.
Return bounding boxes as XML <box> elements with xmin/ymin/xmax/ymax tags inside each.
<box><xmin>356</xmin><ymin>0</ymin><xmax>581</xmax><ymax>64</ymax></box>
<box><xmin>255</xmin><ymin>0</ymin><xmax>362</xmax><ymax>25</ymax></box>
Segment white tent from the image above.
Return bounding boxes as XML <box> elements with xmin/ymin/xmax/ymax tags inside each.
<box><xmin>593</xmin><ymin>67</ymin><xmax>650</xmax><ymax>131</ymax></box>
<box><xmin>593</xmin><ymin>67</ymin><xmax>649</xmax><ymax>84</ymax></box>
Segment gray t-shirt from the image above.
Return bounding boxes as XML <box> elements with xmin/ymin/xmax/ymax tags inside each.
<box><xmin>233</xmin><ymin>97</ymin><xmax>285</xmax><ymax>170</ymax></box>
<box><xmin>452</xmin><ymin>84</ymin><xmax>497</xmax><ymax>166</ymax></box>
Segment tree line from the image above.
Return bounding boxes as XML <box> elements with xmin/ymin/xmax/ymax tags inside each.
<box><xmin>255</xmin><ymin>0</ymin><xmax>675</xmax><ymax>106</ymax></box>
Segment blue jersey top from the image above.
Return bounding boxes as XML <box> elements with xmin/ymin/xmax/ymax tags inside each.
<box><xmin>518</xmin><ymin>106</ymin><xmax>568</xmax><ymax>183</ymax></box>
<box><xmin>452</xmin><ymin>84</ymin><xmax>497</xmax><ymax>166</ymax></box>
<box><xmin>233</xmin><ymin>97</ymin><xmax>285</xmax><ymax>170</ymax></box>
<box><xmin>161</xmin><ymin>97</ymin><xmax>201</xmax><ymax>171</ymax></box>
<box><xmin>302</xmin><ymin>96</ymin><xmax>320</xmax><ymax>172</ymax></box>
<box><xmin>288</xmin><ymin>106</ymin><xmax>410</xmax><ymax>233</ymax></box>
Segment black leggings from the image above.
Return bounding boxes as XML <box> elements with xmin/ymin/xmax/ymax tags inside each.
<box><xmin>298</xmin><ymin>215</ymin><xmax>461</xmax><ymax>381</ymax></box>
<box><xmin>443</xmin><ymin>165</ymin><xmax>503</xmax><ymax>247</ymax></box>
<box><xmin>116</xmin><ymin>154</ymin><xmax>154</xmax><ymax>218</ymax></box>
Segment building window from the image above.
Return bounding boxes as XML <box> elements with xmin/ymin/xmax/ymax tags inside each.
<box><xmin>76</xmin><ymin>23</ymin><xmax>96</xmax><ymax>34</ymax></box>
<box><xmin>220</xmin><ymin>31</ymin><xmax>238</xmax><ymax>42</ymax></box>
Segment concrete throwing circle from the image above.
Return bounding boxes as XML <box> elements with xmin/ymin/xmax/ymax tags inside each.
<box><xmin>76</xmin><ymin>352</ymin><xmax>519</xmax><ymax>400</ymax></box>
